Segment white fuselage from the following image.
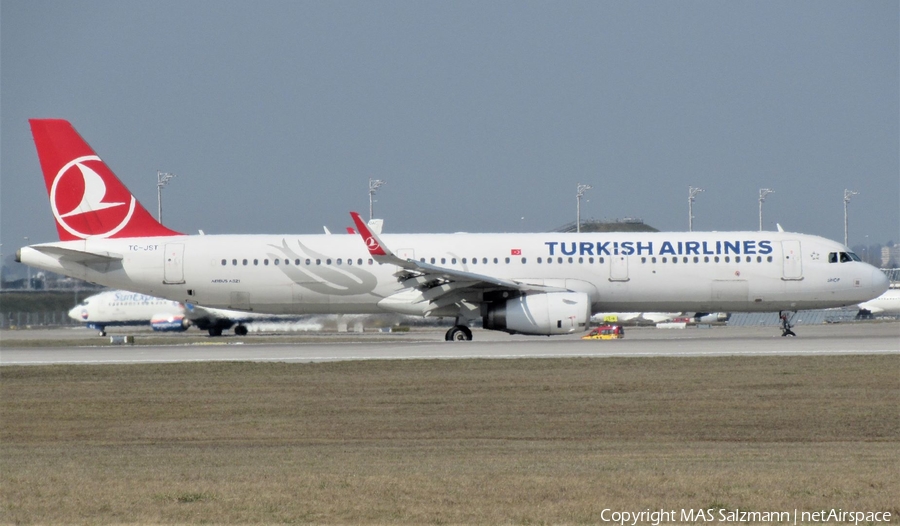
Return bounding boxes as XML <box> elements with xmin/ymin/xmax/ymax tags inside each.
<box><xmin>21</xmin><ymin>230</ymin><xmax>889</xmax><ymax>321</ymax></box>
<box><xmin>857</xmin><ymin>288</ymin><xmax>900</xmax><ymax>315</ymax></box>
<box><xmin>69</xmin><ymin>290</ymin><xmax>182</xmax><ymax>327</ymax></box>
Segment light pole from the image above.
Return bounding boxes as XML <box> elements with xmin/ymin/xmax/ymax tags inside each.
<box><xmin>758</xmin><ymin>188</ymin><xmax>774</xmax><ymax>231</ymax></box>
<box><xmin>688</xmin><ymin>186</ymin><xmax>703</xmax><ymax>232</ymax></box>
<box><xmin>576</xmin><ymin>183</ymin><xmax>592</xmax><ymax>233</ymax></box>
<box><xmin>843</xmin><ymin>189</ymin><xmax>858</xmax><ymax>247</ymax></box>
<box><xmin>157</xmin><ymin>171</ymin><xmax>177</xmax><ymax>223</ymax></box>
<box><xmin>368</xmin><ymin>178</ymin><xmax>386</xmax><ymax>221</ymax></box>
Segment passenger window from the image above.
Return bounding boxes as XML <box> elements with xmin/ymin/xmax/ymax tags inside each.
<box><xmin>274</xmin><ymin>259</ymin><xmax>280</xmax><ymax>265</ymax></box>
<box><xmin>306</xmin><ymin>259</ymin><xmax>311</xmax><ymax>265</ymax></box>
<box><xmin>493</xmin><ymin>258</ymin><xmax>498</xmax><ymax>264</ymax></box>
<box><xmin>430</xmin><ymin>258</ymin><xmax>436</xmax><ymax>264</ymax></box>
<box><xmin>232</xmin><ymin>259</ymin><xmax>237</xmax><ymax>266</ymax></box>
<box><xmin>326</xmin><ymin>259</ymin><xmax>332</xmax><ymax>265</ymax></box>
<box><xmin>662</xmin><ymin>257</ymin><xmax>667</xmax><ymax>263</ymax></box>
<box><xmin>521</xmin><ymin>257</ymin><xmax>527</xmax><ymax>264</ymax></box>
<box><xmin>599</xmin><ymin>257</ymin><xmax>605</xmax><ymax>264</ymax></box>
<box><xmin>568</xmin><ymin>257</ymin><xmax>573</xmax><ymax>263</ymax></box>
<box><xmin>693</xmin><ymin>256</ymin><xmax>699</xmax><ymax>263</ymax></box>
<box><xmin>537</xmin><ymin>257</ymin><xmax>543</xmax><ymax>263</ymax></box>
<box><xmin>589</xmin><ymin>257</ymin><xmax>594</xmax><ymax>264</ymax></box>
<box><xmin>724</xmin><ymin>256</ymin><xmax>730</xmax><ymax>263</ymax></box>
<box><xmin>651</xmin><ymin>257</ymin><xmax>657</xmax><ymax>264</ymax></box>
<box><xmin>254</xmin><ymin>259</ymin><xmax>259</xmax><ymax>266</ymax></box>
<box><xmin>316</xmin><ymin>259</ymin><xmax>321</xmax><ymax>265</ymax></box>
<box><xmin>243</xmin><ymin>259</ymin><xmax>248</xmax><ymax>266</ymax></box>
<box><xmin>264</xmin><ymin>259</ymin><xmax>269</xmax><ymax>265</ymax></box>
<box><xmin>358</xmin><ymin>259</ymin><xmax>363</xmax><ymax>265</ymax></box>
<box><xmin>221</xmin><ymin>259</ymin><xmax>227</xmax><ymax>266</ymax></box>
<box><xmin>505</xmin><ymin>257</ymin><xmax>510</xmax><ymax>264</ymax></box>
<box><xmin>558</xmin><ymin>257</ymin><xmax>563</xmax><ymax>264</ymax></box>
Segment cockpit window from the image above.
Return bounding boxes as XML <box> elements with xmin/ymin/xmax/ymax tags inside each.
<box><xmin>829</xmin><ymin>251</ymin><xmax>860</xmax><ymax>263</ymax></box>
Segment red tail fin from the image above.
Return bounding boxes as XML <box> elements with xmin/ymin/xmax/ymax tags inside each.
<box><xmin>29</xmin><ymin>119</ymin><xmax>182</xmax><ymax>240</ymax></box>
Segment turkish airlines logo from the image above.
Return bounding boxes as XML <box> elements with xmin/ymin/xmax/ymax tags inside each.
<box><xmin>365</xmin><ymin>236</ymin><xmax>380</xmax><ymax>252</ymax></box>
<box><xmin>50</xmin><ymin>155</ymin><xmax>136</xmax><ymax>239</ymax></box>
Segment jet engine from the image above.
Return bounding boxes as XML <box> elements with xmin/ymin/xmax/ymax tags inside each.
<box><xmin>482</xmin><ymin>292</ymin><xmax>590</xmax><ymax>335</ymax></box>
<box><xmin>150</xmin><ymin>314</ymin><xmax>190</xmax><ymax>332</ymax></box>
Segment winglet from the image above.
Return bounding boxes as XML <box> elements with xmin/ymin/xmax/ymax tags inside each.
<box><xmin>350</xmin><ymin>211</ymin><xmax>390</xmax><ymax>257</ymax></box>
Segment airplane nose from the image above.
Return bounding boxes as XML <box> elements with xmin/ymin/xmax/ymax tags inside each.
<box><xmin>68</xmin><ymin>307</ymin><xmax>81</xmax><ymax>321</ymax></box>
<box><xmin>871</xmin><ymin>267</ymin><xmax>890</xmax><ymax>297</ymax></box>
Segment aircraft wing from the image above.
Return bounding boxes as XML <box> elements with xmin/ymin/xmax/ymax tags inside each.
<box><xmin>349</xmin><ymin>212</ymin><xmax>566</xmax><ymax>295</ymax></box>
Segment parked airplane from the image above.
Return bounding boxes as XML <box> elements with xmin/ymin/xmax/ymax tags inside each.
<box><xmin>70</xmin><ymin>289</ymin><xmax>296</xmax><ymax>335</ymax></box>
<box><xmin>856</xmin><ymin>288</ymin><xmax>900</xmax><ymax>318</ymax></box>
<box><xmin>17</xmin><ymin>119</ymin><xmax>890</xmax><ymax>340</ymax></box>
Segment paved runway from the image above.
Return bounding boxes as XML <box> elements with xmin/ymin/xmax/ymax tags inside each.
<box><xmin>2</xmin><ymin>322</ymin><xmax>897</xmax><ymax>366</ymax></box>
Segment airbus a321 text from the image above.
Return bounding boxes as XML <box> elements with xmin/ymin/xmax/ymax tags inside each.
<box><xmin>17</xmin><ymin>119</ymin><xmax>889</xmax><ymax>340</ymax></box>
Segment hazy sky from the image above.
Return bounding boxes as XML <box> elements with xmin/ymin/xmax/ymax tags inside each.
<box><xmin>2</xmin><ymin>1</ymin><xmax>898</xmax><ymax>259</ymax></box>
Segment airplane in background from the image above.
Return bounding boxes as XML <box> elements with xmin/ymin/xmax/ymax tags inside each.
<box><xmin>70</xmin><ymin>290</ymin><xmax>186</xmax><ymax>335</ymax></box>
<box><xmin>590</xmin><ymin>312</ymin><xmax>730</xmax><ymax>325</ymax></box>
<box><xmin>17</xmin><ymin>119</ymin><xmax>889</xmax><ymax>340</ymax></box>
<box><xmin>856</xmin><ymin>288</ymin><xmax>900</xmax><ymax>318</ymax></box>
<box><xmin>70</xmin><ymin>289</ymin><xmax>302</xmax><ymax>336</ymax></box>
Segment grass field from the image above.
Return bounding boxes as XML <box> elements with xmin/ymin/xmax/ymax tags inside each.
<box><xmin>2</xmin><ymin>355</ymin><xmax>898</xmax><ymax>524</ymax></box>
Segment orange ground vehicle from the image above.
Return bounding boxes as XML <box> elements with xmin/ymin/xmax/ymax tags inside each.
<box><xmin>581</xmin><ymin>325</ymin><xmax>625</xmax><ymax>339</ymax></box>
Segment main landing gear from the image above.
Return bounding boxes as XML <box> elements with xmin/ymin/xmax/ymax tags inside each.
<box><xmin>445</xmin><ymin>325</ymin><xmax>473</xmax><ymax>341</ymax></box>
<box><xmin>779</xmin><ymin>311</ymin><xmax>796</xmax><ymax>337</ymax></box>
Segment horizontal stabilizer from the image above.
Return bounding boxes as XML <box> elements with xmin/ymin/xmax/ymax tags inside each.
<box><xmin>30</xmin><ymin>245</ymin><xmax>123</xmax><ymax>263</ymax></box>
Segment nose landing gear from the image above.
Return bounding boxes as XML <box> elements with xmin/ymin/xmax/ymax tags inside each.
<box><xmin>779</xmin><ymin>311</ymin><xmax>796</xmax><ymax>337</ymax></box>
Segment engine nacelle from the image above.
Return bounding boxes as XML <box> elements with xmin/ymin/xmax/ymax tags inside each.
<box><xmin>482</xmin><ymin>292</ymin><xmax>590</xmax><ymax>335</ymax></box>
<box><xmin>150</xmin><ymin>314</ymin><xmax>189</xmax><ymax>332</ymax></box>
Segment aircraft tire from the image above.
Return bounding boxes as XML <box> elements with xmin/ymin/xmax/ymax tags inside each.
<box><xmin>234</xmin><ymin>325</ymin><xmax>248</xmax><ymax>336</ymax></box>
<box><xmin>446</xmin><ymin>325</ymin><xmax>472</xmax><ymax>341</ymax></box>
<box><xmin>208</xmin><ymin>327</ymin><xmax>223</xmax><ymax>337</ymax></box>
